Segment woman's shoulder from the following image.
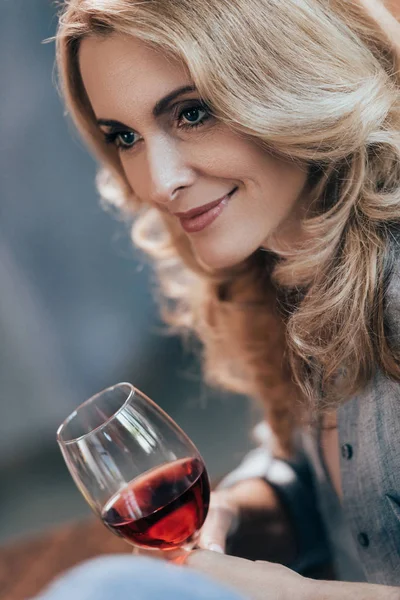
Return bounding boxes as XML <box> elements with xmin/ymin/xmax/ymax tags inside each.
<box><xmin>385</xmin><ymin>242</ymin><xmax>400</xmax><ymax>334</ymax></box>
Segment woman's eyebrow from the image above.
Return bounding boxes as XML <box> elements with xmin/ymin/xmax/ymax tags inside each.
<box><xmin>152</xmin><ymin>84</ymin><xmax>197</xmax><ymax>117</ymax></box>
<box><xmin>97</xmin><ymin>118</ymin><xmax>130</xmax><ymax>129</ymax></box>
<box><xmin>96</xmin><ymin>84</ymin><xmax>197</xmax><ymax>128</ymax></box>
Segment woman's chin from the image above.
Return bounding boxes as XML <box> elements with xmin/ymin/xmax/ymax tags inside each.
<box><xmin>192</xmin><ymin>242</ymin><xmax>255</xmax><ymax>272</ymax></box>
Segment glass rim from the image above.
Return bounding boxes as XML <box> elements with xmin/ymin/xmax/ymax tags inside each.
<box><xmin>56</xmin><ymin>382</ymin><xmax>135</xmax><ymax>446</ymax></box>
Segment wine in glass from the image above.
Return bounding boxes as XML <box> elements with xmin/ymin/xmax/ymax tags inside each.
<box><xmin>57</xmin><ymin>383</ymin><xmax>210</xmax><ymax>560</ymax></box>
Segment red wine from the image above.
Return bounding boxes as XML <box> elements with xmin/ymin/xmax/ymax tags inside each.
<box><xmin>102</xmin><ymin>457</ymin><xmax>210</xmax><ymax>550</ymax></box>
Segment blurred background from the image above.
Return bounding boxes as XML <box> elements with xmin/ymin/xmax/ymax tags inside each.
<box><xmin>0</xmin><ymin>0</ymin><xmax>257</xmax><ymax>544</ymax></box>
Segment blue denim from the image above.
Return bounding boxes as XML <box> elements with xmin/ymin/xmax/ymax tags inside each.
<box><xmin>35</xmin><ymin>555</ymin><xmax>247</xmax><ymax>600</ymax></box>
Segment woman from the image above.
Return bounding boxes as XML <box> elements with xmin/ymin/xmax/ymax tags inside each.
<box><xmin>50</xmin><ymin>0</ymin><xmax>400</xmax><ymax>598</ymax></box>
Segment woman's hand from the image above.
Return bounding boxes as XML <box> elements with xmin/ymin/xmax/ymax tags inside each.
<box><xmin>197</xmin><ymin>478</ymin><xmax>297</xmax><ymax>565</ymax></box>
<box><xmin>186</xmin><ymin>550</ymin><xmax>311</xmax><ymax>600</ymax></box>
<box><xmin>187</xmin><ymin>550</ymin><xmax>400</xmax><ymax>600</ymax></box>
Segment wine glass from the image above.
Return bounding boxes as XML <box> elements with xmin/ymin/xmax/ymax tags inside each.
<box><xmin>57</xmin><ymin>382</ymin><xmax>210</xmax><ymax>561</ymax></box>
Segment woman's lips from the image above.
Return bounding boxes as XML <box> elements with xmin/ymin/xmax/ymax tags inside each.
<box><xmin>177</xmin><ymin>189</ymin><xmax>236</xmax><ymax>234</ymax></box>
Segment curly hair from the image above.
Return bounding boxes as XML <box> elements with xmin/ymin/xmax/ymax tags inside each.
<box><xmin>55</xmin><ymin>0</ymin><xmax>400</xmax><ymax>456</ymax></box>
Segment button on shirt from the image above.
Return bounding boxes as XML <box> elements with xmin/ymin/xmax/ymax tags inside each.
<box><xmin>357</xmin><ymin>533</ymin><xmax>370</xmax><ymax>548</ymax></box>
<box><xmin>341</xmin><ymin>444</ymin><xmax>353</xmax><ymax>460</ymax></box>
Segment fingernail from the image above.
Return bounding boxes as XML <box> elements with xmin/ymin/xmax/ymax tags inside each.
<box><xmin>208</xmin><ymin>543</ymin><xmax>224</xmax><ymax>554</ymax></box>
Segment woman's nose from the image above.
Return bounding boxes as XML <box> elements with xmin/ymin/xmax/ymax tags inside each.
<box><xmin>146</xmin><ymin>136</ymin><xmax>195</xmax><ymax>205</ymax></box>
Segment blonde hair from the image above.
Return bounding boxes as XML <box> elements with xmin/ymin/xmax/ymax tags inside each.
<box><xmin>56</xmin><ymin>0</ymin><xmax>400</xmax><ymax>456</ymax></box>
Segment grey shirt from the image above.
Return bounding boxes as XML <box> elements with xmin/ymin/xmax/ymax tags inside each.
<box><xmin>220</xmin><ymin>263</ymin><xmax>400</xmax><ymax>585</ymax></box>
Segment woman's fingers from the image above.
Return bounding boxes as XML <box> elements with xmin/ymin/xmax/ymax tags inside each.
<box><xmin>197</xmin><ymin>492</ymin><xmax>239</xmax><ymax>553</ymax></box>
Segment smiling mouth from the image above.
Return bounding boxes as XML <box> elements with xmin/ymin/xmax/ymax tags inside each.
<box><xmin>176</xmin><ymin>187</ymin><xmax>237</xmax><ymax>234</ymax></box>
<box><xmin>174</xmin><ymin>188</ymin><xmax>237</xmax><ymax>220</ymax></box>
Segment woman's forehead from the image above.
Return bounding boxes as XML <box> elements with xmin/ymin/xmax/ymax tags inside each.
<box><xmin>79</xmin><ymin>34</ymin><xmax>192</xmax><ymax>121</ymax></box>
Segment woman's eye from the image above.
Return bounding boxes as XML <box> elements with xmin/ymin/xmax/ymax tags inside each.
<box><xmin>116</xmin><ymin>131</ymin><xmax>136</xmax><ymax>148</ymax></box>
<box><xmin>178</xmin><ymin>106</ymin><xmax>210</xmax><ymax>128</ymax></box>
<box><xmin>104</xmin><ymin>130</ymin><xmax>137</xmax><ymax>151</ymax></box>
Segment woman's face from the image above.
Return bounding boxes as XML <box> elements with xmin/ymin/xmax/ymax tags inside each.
<box><xmin>79</xmin><ymin>34</ymin><xmax>309</xmax><ymax>269</ymax></box>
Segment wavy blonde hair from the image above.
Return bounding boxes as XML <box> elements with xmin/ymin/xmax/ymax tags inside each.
<box><xmin>56</xmin><ymin>0</ymin><xmax>400</xmax><ymax>456</ymax></box>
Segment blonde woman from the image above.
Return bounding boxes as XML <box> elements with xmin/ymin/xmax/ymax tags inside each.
<box><xmin>41</xmin><ymin>1</ymin><xmax>400</xmax><ymax>599</ymax></box>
